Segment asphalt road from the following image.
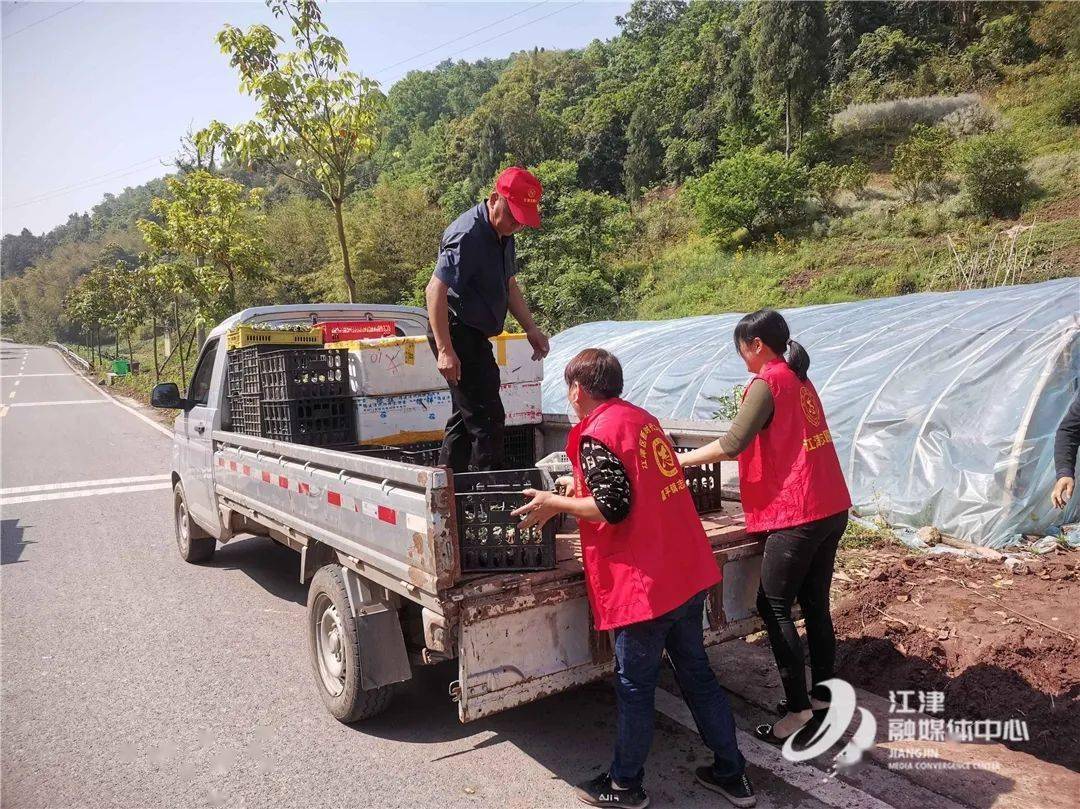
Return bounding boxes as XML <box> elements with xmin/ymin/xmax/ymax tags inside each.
<box><xmin>0</xmin><ymin>343</ymin><xmax>920</xmax><ymax>809</ymax></box>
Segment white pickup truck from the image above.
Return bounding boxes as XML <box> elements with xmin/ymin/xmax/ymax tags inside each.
<box><xmin>151</xmin><ymin>303</ymin><xmax>765</xmax><ymax>724</ymax></box>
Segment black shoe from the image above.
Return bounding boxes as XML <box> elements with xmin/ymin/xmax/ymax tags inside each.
<box><xmin>575</xmin><ymin>772</ymin><xmax>649</xmax><ymax>809</ymax></box>
<box><xmin>695</xmin><ymin>768</ymin><xmax>757</xmax><ymax>808</ymax></box>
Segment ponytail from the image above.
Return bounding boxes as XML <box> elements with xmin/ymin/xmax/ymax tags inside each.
<box><xmin>733</xmin><ymin>308</ymin><xmax>811</xmax><ymax>381</ymax></box>
<box><xmin>785</xmin><ymin>338</ymin><xmax>809</xmax><ymax>382</ymax></box>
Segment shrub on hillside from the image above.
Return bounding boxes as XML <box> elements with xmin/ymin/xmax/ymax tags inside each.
<box><xmin>840</xmin><ymin>158</ymin><xmax>871</xmax><ymax>198</ymax></box>
<box><xmin>685</xmin><ymin>148</ymin><xmax>809</xmax><ymax>240</ymax></box>
<box><xmin>832</xmin><ymin>94</ymin><xmax>980</xmax><ymax>137</ymax></box>
<box><xmin>1053</xmin><ymin>83</ymin><xmax>1080</xmax><ymax>126</ymax></box>
<box><xmin>955</xmin><ymin>133</ymin><xmax>1028</xmax><ymax>218</ymax></box>
<box><xmin>809</xmin><ymin>163</ymin><xmax>844</xmax><ymax>212</ymax></box>
<box><xmin>941</xmin><ymin>103</ymin><xmax>1000</xmax><ymax>138</ymax></box>
<box><xmin>892</xmin><ymin>124</ymin><xmax>953</xmax><ymax>204</ymax></box>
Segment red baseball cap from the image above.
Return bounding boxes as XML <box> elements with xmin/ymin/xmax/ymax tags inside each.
<box><xmin>495</xmin><ymin>166</ymin><xmax>543</xmax><ymax>228</ymax></box>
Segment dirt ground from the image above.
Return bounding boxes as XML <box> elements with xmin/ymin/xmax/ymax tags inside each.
<box><xmin>828</xmin><ymin>538</ymin><xmax>1079</xmax><ymax>772</ymax></box>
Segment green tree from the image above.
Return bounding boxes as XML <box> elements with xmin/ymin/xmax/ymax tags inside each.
<box><xmin>514</xmin><ymin>160</ymin><xmax>637</xmax><ymax>331</ymax></box>
<box><xmin>956</xmin><ymin>132</ymin><xmax>1028</xmax><ymax>218</ymax></box>
<box><xmin>260</xmin><ymin>195</ymin><xmax>335</xmax><ymax>303</ymax></box>
<box><xmin>622</xmin><ymin>103</ymin><xmax>663</xmax><ymax>200</ymax></box>
<box><xmin>892</xmin><ymin>124</ymin><xmax>952</xmax><ymax>204</ymax></box>
<box><xmin>333</xmin><ymin>181</ymin><xmax>446</xmax><ymax>304</ymax></box>
<box><xmin>685</xmin><ymin>147</ymin><xmax>810</xmax><ymax>239</ymax></box>
<box><xmin>752</xmin><ymin>0</ymin><xmax>829</xmax><ymax>157</ymax></box>
<box><xmin>137</xmin><ymin>170</ymin><xmax>269</xmax><ymax>325</ymax></box>
<box><xmin>200</xmin><ymin>0</ymin><xmax>383</xmax><ymax>302</ymax></box>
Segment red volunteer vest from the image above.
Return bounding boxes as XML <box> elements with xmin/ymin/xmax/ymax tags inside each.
<box><xmin>567</xmin><ymin>398</ymin><xmax>721</xmax><ymax>631</ymax></box>
<box><xmin>738</xmin><ymin>359</ymin><xmax>852</xmax><ymax>533</ymax></box>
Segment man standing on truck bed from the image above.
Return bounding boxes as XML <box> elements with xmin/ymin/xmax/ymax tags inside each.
<box><xmin>514</xmin><ymin>349</ymin><xmax>755</xmax><ymax>809</ymax></box>
<box><xmin>425</xmin><ymin>166</ymin><xmax>550</xmax><ymax>472</ymax></box>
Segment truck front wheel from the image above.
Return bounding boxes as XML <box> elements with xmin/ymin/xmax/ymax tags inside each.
<box><xmin>174</xmin><ymin>482</ymin><xmax>215</xmax><ymax>563</ymax></box>
<box><xmin>307</xmin><ymin>565</ymin><xmax>393</xmax><ymax>723</ymax></box>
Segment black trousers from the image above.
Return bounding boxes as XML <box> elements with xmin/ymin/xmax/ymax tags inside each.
<box><xmin>433</xmin><ymin>319</ymin><xmax>504</xmax><ymax>473</ymax></box>
<box><xmin>753</xmin><ymin>510</ymin><xmax>848</xmax><ymax>712</ymax></box>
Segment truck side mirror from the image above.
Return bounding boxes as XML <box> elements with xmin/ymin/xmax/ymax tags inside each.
<box><xmin>151</xmin><ymin>382</ymin><xmax>186</xmax><ymax>409</ymax></box>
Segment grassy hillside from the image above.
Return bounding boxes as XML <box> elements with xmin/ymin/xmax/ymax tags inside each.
<box><xmin>629</xmin><ymin>61</ymin><xmax>1078</xmax><ymax>321</ymax></box>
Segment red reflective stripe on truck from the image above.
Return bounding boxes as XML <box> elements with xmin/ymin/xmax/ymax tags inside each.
<box><xmin>378</xmin><ymin>506</ymin><xmax>397</xmax><ymax>525</ymax></box>
<box><xmin>278</xmin><ymin>475</ymin><xmax>288</xmax><ymax>489</ymax></box>
<box><xmin>261</xmin><ymin>471</ymin><xmax>272</xmax><ymax>484</ymax></box>
<box><xmin>217</xmin><ymin>457</ymin><xmax>224</xmax><ymax>467</ymax></box>
<box><xmin>298</xmin><ymin>482</ymin><xmax>310</xmax><ymax>495</ymax></box>
<box><xmin>230</xmin><ymin>461</ymin><xmax>237</xmax><ymax>472</ymax></box>
<box><xmin>327</xmin><ymin>491</ymin><xmax>341</xmax><ymax>507</ymax></box>
<box><xmin>243</xmin><ymin>465</ymin><xmax>251</xmax><ymax>476</ymax></box>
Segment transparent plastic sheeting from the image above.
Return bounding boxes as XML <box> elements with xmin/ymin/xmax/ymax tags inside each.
<box><xmin>543</xmin><ymin>278</ymin><xmax>1080</xmax><ymax>547</ymax></box>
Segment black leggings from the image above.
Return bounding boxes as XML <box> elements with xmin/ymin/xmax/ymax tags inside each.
<box><xmin>754</xmin><ymin>510</ymin><xmax>848</xmax><ymax>713</ymax></box>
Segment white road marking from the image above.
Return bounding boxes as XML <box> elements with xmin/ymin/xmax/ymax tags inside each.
<box><xmin>0</xmin><ymin>474</ymin><xmax>171</xmax><ymax>496</ymax></box>
<box><xmin>0</xmin><ymin>481</ymin><xmax>171</xmax><ymax>506</ymax></box>
<box><xmin>8</xmin><ymin>400</ymin><xmax>110</xmax><ymax>407</ymax></box>
<box><xmin>0</xmin><ymin>406</ymin><xmax>8</xmax><ymax>417</ymax></box>
<box><xmin>50</xmin><ymin>347</ymin><xmax>175</xmax><ymax>439</ymax></box>
<box><xmin>0</xmin><ymin>373</ymin><xmax>72</xmax><ymax>378</ymax></box>
<box><xmin>8</xmin><ymin>391</ymin><xmax>14</xmax><ymax>399</ymax></box>
<box><xmin>13</xmin><ymin>380</ymin><xmax>20</xmax><ymax>387</ymax></box>
<box><xmin>652</xmin><ymin>687</ymin><xmax>892</xmax><ymax>809</ymax></box>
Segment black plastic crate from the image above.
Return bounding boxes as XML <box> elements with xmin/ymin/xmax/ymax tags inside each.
<box><xmin>454</xmin><ymin>468</ymin><xmax>556</xmax><ymax>573</ymax></box>
<box><xmin>674</xmin><ymin>446</ymin><xmax>725</xmax><ymax>513</ymax></box>
<box><xmin>503</xmin><ymin>425</ymin><xmax>536</xmax><ymax>469</ymax></box>
<box><xmin>228</xmin><ymin>393</ymin><xmax>263</xmax><ymax>437</ymax></box>
<box><xmin>358</xmin><ymin>440</ymin><xmax>443</xmax><ymax>467</ymax></box>
<box><xmin>227</xmin><ymin>351</ymin><xmax>244</xmax><ymax>397</ymax></box>
<box><xmin>258</xmin><ymin>349</ymin><xmax>349</xmax><ymax>402</ymax></box>
<box><xmin>261</xmin><ymin>397</ymin><xmax>354</xmax><ymax>447</ymax></box>
<box><xmin>358</xmin><ymin>431</ymin><xmax>533</xmax><ymax>470</ymax></box>
<box><xmin>227</xmin><ymin>345</ymin><xmax>271</xmax><ymax>397</ymax></box>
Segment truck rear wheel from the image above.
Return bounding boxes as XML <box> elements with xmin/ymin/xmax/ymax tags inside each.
<box><xmin>306</xmin><ymin>564</ymin><xmax>393</xmax><ymax>723</ymax></box>
<box><xmin>174</xmin><ymin>482</ymin><xmax>215</xmax><ymax>563</ymax></box>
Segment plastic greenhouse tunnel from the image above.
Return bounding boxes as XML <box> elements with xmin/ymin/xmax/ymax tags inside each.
<box><xmin>543</xmin><ymin>277</ymin><xmax>1080</xmax><ymax>548</ymax></box>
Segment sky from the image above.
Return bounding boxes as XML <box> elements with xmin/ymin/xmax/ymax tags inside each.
<box><xmin>1</xmin><ymin>0</ymin><xmax>630</xmax><ymax>237</ymax></box>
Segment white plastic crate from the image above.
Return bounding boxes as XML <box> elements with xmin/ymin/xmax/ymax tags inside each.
<box><xmin>501</xmin><ymin>381</ymin><xmax>542</xmax><ymax>426</ymax></box>
<box><xmin>328</xmin><ymin>336</ymin><xmax>447</xmax><ymax>396</ymax></box>
<box><xmin>492</xmin><ymin>332</ymin><xmax>544</xmax><ymax>384</ymax></box>
<box><xmin>353</xmin><ymin>389</ymin><xmax>452</xmax><ymax>446</ymax></box>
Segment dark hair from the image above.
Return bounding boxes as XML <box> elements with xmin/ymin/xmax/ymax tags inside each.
<box><xmin>733</xmin><ymin>308</ymin><xmax>810</xmax><ymax>381</ymax></box>
<box><xmin>564</xmin><ymin>348</ymin><xmax>624</xmax><ymax>399</ymax></box>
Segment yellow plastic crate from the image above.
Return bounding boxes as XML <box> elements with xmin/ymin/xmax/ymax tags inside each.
<box><xmin>226</xmin><ymin>326</ymin><xmax>322</xmax><ymax>350</ymax></box>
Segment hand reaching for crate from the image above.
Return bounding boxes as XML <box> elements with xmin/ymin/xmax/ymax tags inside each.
<box><xmin>514</xmin><ymin>487</ymin><xmax>605</xmax><ymax>529</ymax></box>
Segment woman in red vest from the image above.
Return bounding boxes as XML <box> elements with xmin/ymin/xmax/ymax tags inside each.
<box><xmin>680</xmin><ymin>309</ymin><xmax>852</xmax><ymax>746</ymax></box>
<box><xmin>515</xmin><ymin>348</ymin><xmax>755</xmax><ymax>809</ymax></box>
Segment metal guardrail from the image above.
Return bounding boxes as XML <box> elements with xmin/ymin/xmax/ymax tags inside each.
<box><xmin>48</xmin><ymin>341</ymin><xmax>91</xmax><ymax>371</ymax></box>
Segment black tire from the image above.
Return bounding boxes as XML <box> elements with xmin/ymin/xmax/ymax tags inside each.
<box><xmin>174</xmin><ymin>482</ymin><xmax>215</xmax><ymax>563</ymax></box>
<box><xmin>306</xmin><ymin>564</ymin><xmax>394</xmax><ymax>723</ymax></box>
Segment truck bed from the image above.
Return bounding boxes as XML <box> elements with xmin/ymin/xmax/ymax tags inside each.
<box><xmin>209</xmin><ymin>426</ymin><xmax>763</xmax><ymax>721</ymax></box>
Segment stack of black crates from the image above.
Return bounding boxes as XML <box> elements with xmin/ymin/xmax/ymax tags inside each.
<box><xmin>257</xmin><ymin>348</ymin><xmax>353</xmax><ymax>446</ymax></box>
<box><xmin>356</xmin><ymin>427</ymin><xmax>553</xmax><ymax>574</ymax></box>
<box><xmin>226</xmin><ymin>339</ymin><xmax>355</xmax><ymax>448</ymax></box>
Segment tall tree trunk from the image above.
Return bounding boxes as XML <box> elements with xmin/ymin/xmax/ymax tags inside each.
<box><xmin>784</xmin><ymin>80</ymin><xmax>792</xmax><ymax>159</ymax></box>
<box><xmin>126</xmin><ymin>330</ymin><xmax>133</xmax><ymax>364</ymax></box>
<box><xmin>152</xmin><ymin>314</ymin><xmax>160</xmax><ymax>381</ymax></box>
<box><xmin>332</xmin><ymin>197</ymin><xmax>358</xmax><ymax>303</ymax></box>
<box><xmin>114</xmin><ymin>329</ymin><xmax>119</xmax><ymax>359</ymax></box>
